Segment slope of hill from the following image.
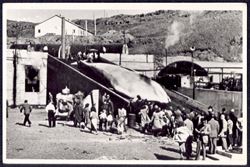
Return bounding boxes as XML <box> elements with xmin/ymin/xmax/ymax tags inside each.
<box><xmin>7</xmin><ymin>10</ymin><xmax>242</xmax><ymax>62</ymax></box>
<box><xmin>7</xmin><ymin>20</ymin><xmax>35</xmax><ymax>38</ymax></box>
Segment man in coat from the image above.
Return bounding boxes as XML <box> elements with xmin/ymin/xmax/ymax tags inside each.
<box><xmin>20</xmin><ymin>100</ymin><xmax>32</xmax><ymax>127</ymax></box>
<box><xmin>208</xmin><ymin>113</ymin><xmax>220</xmax><ymax>154</ymax></box>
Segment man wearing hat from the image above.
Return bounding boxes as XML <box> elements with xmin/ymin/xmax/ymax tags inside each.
<box><xmin>208</xmin><ymin>112</ymin><xmax>220</xmax><ymax>154</ymax></box>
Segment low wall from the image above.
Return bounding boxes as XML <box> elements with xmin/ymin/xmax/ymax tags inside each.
<box><xmin>177</xmin><ymin>87</ymin><xmax>242</xmax><ymax>116</ymax></box>
<box><xmin>101</xmin><ymin>53</ymin><xmax>155</xmax><ymax>78</ymax></box>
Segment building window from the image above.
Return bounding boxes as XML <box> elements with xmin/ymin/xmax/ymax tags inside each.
<box><xmin>25</xmin><ymin>65</ymin><xmax>40</xmax><ymax>92</ymax></box>
<box><xmin>73</xmin><ymin>29</ymin><xmax>76</xmax><ymax>33</ymax></box>
<box><xmin>38</xmin><ymin>29</ymin><xmax>41</xmax><ymax>33</ymax></box>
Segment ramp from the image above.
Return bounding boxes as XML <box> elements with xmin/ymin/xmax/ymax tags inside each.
<box><xmin>164</xmin><ymin>88</ymin><xmax>209</xmax><ymax>115</ymax></box>
<box><xmin>47</xmin><ymin>55</ymin><xmax>130</xmax><ymax>111</ymax></box>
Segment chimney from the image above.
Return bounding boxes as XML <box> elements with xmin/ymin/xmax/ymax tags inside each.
<box><xmin>61</xmin><ymin>17</ymin><xmax>66</xmax><ymax>59</ymax></box>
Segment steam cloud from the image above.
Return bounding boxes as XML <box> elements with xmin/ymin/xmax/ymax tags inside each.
<box><xmin>165</xmin><ymin>21</ymin><xmax>185</xmax><ymax>49</ymax></box>
<box><xmin>165</xmin><ymin>11</ymin><xmax>203</xmax><ymax>49</ymax></box>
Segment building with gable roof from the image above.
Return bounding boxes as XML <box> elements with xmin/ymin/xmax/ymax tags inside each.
<box><xmin>34</xmin><ymin>15</ymin><xmax>93</xmax><ymax>38</ymax></box>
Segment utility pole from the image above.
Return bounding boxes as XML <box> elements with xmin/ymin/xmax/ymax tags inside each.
<box><xmin>190</xmin><ymin>46</ymin><xmax>196</xmax><ymax>99</ymax></box>
<box><xmin>12</xmin><ymin>23</ymin><xmax>20</xmax><ymax>108</ymax></box>
<box><xmin>61</xmin><ymin>17</ymin><xmax>66</xmax><ymax>59</ymax></box>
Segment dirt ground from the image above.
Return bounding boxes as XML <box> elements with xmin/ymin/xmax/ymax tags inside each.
<box><xmin>6</xmin><ymin>108</ymin><xmax>182</xmax><ymax>160</ymax></box>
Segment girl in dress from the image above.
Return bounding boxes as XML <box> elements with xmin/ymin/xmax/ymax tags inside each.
<box><xmin>90</xmin><ymin>107</ymin><xmax>98</xmax><ymax>135</ymax></box>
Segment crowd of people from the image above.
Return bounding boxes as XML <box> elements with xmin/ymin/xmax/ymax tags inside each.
<box><xmin>219</xmin><ymin>76</ymin><xmax>242</xmax><ymax>91</ymax></box>
<box><xmin>131</xmin><ymin>96</ymin><xmax>243</xmax><ymax>160</ymax></box>
<box><xmin>19</xmin><ymin>91</ymin><xmax>243</xmax><ymax>160</ymax></box>
<box><xmin>45</xmin><ymin>90</ymin><xmax>128</xmax><ymax>135</ymax></box>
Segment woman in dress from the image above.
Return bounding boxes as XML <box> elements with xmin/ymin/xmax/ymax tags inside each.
<box><xmin>150</xmin><ymin>105</ymin><xmax>163</xmax><ymax>137</ymax></box>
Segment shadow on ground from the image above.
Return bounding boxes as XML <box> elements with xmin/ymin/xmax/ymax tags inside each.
<box><xmin>160</xmin><ymin>146</ymin><xmax>180</xmax><ymax>154</ymax></box>
<box><xmin>15</xmin><ymin>122</ymin><xmax>29</xmax><ymax>127</ymax></box>
<box><xmin>154</xmin><ymin>153</ymin><xmax>179</xmax><ymax>160</ymax></box>
<box><xmin>38</xmin><ymin>123</ymin><xmax>51</xmax><ymax>128</ymax></box>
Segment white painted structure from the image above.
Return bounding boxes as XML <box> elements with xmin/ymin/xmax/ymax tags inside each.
<box><xmin>35</xmin><ymin>15</ymin><xmax>93</xmax><ymax>38</ymax></box>
<box><xmin>100</xmin><ymin>53</ymin><xmax>155</xmax><ymax>78</ymax></box>
<box><xmin>6</xmin><ymin>49</ymin><xmax>48</xmax><ymax>105</ymax></box>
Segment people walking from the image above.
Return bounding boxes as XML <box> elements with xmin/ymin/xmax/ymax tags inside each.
<box><xmin>20</xmin><ymin>100</ymin><xmax>32</xmax><ymax>127</ymax></box>
<box><xmin>45</xmin><ymin>101</ymin><xmax>56</xmax><ymax>128</ymax></box>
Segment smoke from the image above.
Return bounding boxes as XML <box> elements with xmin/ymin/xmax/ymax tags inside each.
<box><xmin>165</xmin><ymin>11</ymin><xmax>204</xmax><ymax>49</ymax></box>
<box><xmin>165</xmin><ymin>21</ymin><xmax>185</xmax><ymax>49</ymax></box>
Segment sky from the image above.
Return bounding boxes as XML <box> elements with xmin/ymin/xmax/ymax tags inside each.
<box><xmin>6</xmin><ymin>9</ymin><xmax>158</xmax><ymax>23</ymax></box>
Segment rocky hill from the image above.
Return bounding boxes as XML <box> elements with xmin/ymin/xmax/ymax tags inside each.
<box><xmin>7</xmin><ymin>10</ymin><xmax>242</xmax><ymax>62</ymax></box>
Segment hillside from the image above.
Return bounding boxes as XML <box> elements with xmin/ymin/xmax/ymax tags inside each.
<box><xmin>7</xmin><ymin>10</ymin><xmax>242</xmax><ymax>62</ymax></box>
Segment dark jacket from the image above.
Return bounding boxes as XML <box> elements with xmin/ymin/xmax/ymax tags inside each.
<box><xmin>20</xmin><ymin>103</ymin><xmax>32</xmax><ymax>115</ymax></box>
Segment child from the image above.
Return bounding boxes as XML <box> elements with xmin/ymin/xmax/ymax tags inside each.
<box><xmin>106</xmin><ymin>110</ymin><xmax>113</xmax><ymax>131</ymax></box>
<box><xmin>90</xmin><ymin>107</ymin><xmax>98</xmax><ymax>135</ymax></box>
<box><xmin>99</xmin><ymin>109</ymin><xmax>107</xmax><ymax>131</ymax></box>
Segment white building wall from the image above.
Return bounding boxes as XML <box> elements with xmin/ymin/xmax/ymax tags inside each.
<box><xmin>6</xmin><ymin>49</ymin><xmax>48</xmax><ymax>106</ymax></box>
<box><xmin>35</xmin><ymin>16</ymin><xmax>92</xmax><ymax>38</ymax></box>
<box><xmin>100</xmin><ymin>53</ymin><xmax>155</xmax><ymax>78</ymax></box>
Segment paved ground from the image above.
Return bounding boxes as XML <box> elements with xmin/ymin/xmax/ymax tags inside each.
<box><xmin>5</xmin><ymin>108</ymin><xmax>244</xmax><ymax>162</ymax></box>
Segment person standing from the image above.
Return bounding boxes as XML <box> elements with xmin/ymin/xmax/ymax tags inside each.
<box><xmin>219</xmin><ymin>114</ymin><xmax>228</xmax><ymax>152</ymax></box>
<box><xmin>20</xmin><ymin>100</ymin><xmax>32</xmax><ymax>127</ymax></box>
<box><xmin>45</xmin><ymin>101</ymin><xmax>56</xmax><ymax>128</ymax></box>
<box><xmin>229</xmin><ymin>109</ymin><xmax>238</xmax><ymax>147</ymax></box>
<box><xmin>184</xmin><ymin>113</ymin><xmax>194</xmax><ymax>159</ymax></box>
<box><xmin>138</xmin><ymin>105</ymin><xmax>150</xmax><ymax>133</ymax></box>
<box><xmin>117</xmin><ymin>106</ymin><xmax>127</xmax><ymax>134</ymax></box>
<box><xmin>73</xmin><ymin>98</ymin><xmax>85</xmax><ymax>128</ymax></box>
<box><xmin>83</xmin><ymin>103</ymin><xmax>90</xmax><ymax>128</ymax></box>
<box><xmin>99</xmin><ymin>108</ymin><xmax>107</xmax><ymax>131</ymax></box>
<box><xmin>90</xmin><ymin>107</ymin><xmax>98</xmax><ymax>135</ymax></box>
<box><xmin>106</xmin><ymin>97</ymin><xmax>115</xmax><ymax>126</ymax></box>
<box><xmin>208</xmin><ymin>113</ymin><xmax>220</xmax><ymax>154</ymax></box>
<box><xmin>236</xmin><ymin>116</ymin><xmax>243</xmax><ymax>147</ymax></box>
<box><xmin>195</xmin><ymin>118</ymin><xmax>211</xmax><ymax>160</ymax></box>
<box><xmin>173</xmin><ymin>121</ymin><xmax>192</xmax><ymax>160</ymax></box>
<box><xmin>150</xmin><ymin>105</ymin><xmax>163</xmax><ymax>137</ymax></box>
<box><xmin>227</xmin><ymin>114</ymin><xmax>234</xmax><ymax>150</ymax></box>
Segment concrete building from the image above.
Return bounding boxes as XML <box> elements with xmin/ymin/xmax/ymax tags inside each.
<box><xmin>6</xmin><ymin>49</ymin><xmax>48</xmax><ymax>106</ymax></box>
<box><xmin>34</xmin><ymin>15</ymin><xmax>93</xmax><ymax>38</ymax></box>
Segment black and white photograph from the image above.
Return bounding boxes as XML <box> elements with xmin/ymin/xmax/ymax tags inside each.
<box><xmin>2</xmin><ymin>3</ymin><xmax>247</xmax><ymax>165</ymax></box>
